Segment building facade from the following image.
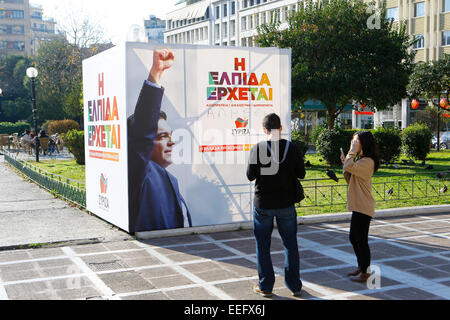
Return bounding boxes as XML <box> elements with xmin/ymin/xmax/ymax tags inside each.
<box><xmin>0</xmin><ymin>0</ymin><xmax>58</xmax><ymax>56</ymax></box>
<box><xmin>144</xmin><ymin>15</ymin><xmax>166</xmax><ymax>44</ymax></box>
<box><xmin>164</xmin><ymin>0</ymin><xmax>450</xmax><ymax>131</ymax></box>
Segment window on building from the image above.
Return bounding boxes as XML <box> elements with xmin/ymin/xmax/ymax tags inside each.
<box><xmin>386</xmin><ymin>7</ymin><xmax>398</xmax><ymax>21</ymax></box>
<box><xmin>215</xmin><ymin>23</ymin><xmax>220</xmax><ymax>39</ymax></box>
<box><xmin>231</xmin><ymin>1</ymin><xmax>236</xmax><ymax>15</ymax></box>
<box><xmin>249</xmin><ymin>15</ymin><xmax>254</xmax><ymax>29</ymax></box>
<box><xmin>444</xmin><ymin>0</ymin><xmax>450</xmax><ymax>12</ymax></box>
<box><xmin>414</xmin><ymin>2</ymin><xmax>425</xmax><ymax>17</ymax></box>
<box><xmin>442</xmin><ymin>30</ymin><xmax>450</xmax><ymax>46</ymax></box>
<box><xmin>223</xmin><ymin>22</ymin><xmax>228</xmax><ymax>37</ymax></box>
<box><xmin>231</xmin><ymin>20</ymin><xmax>236</xmax><ymax>36</ymax></box>
<box><xmin>413</xmin><ymin>34</ymin><xmax>424</xmax><ymax>49</ymax></box>
<box><xmin>241</xmin><ymin>16</ymin><xmax>247</xmax><ymax>31</ymax></box>
<box><xmin>205</xmin><ymin>7</ymin><xmax>210</xmax><ymax>19</ymax></box>
<box><xmin>250</xmin><ymin>0</ymin><xmax>254</xmax><ymax>6</ymax></box>
<box><xmin>223</xmin><ymin>3</ymin><xmax>227</xmax><ymax>17</ymax></box>
<box><xmin>216</xmin><ymin>6</ymin><xmax>220</xmax><ymax>18</ymax></box>
<box><xmin>0</xmin><ymin>10</ymin><xmax>24</xmax><ymax>19</ymax></box>
<box><xmin>243</xmin><ymin>0</ymin><xmax>248</xmax><ymax>9</ymax></box>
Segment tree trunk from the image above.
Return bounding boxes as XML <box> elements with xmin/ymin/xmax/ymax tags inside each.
<box><xmin>326</xmin><ymin>104</ymin><xmax>337</xmax><ymax>130</ymax></box>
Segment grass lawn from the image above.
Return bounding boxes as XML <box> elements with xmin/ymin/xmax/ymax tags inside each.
<box><xmin>29</xmin><ymin>150</ymin><xmax>449</xmax><ymax>215</ymax></box>
<box><xmin>30</xmin><ymin>159</ymin><xmax>86</xmax><ymax>189</ymax></box>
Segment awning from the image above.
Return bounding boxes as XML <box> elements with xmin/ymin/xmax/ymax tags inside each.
<box><xmin>168</xmin><ymin>2</ymin><xmax>209</xmax><ymax>21</ymax></box>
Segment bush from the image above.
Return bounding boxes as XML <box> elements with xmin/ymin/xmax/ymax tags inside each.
<box><xmin>316</xmin><ymin>128</ymin><xmax>358</xmax><ymax>165</ymax></box>
<box><xmin>372</xmin><ymin>127</ymin><xmax>402</xmax><ymax>164</ymax></box>
<box><xmin>401</xmin><ymin>123</ymin><xmax>433</xmax><ymax>161</ymax></box>
<box><xmin>63</xmin><ymin>130</ymin><xmax>85</xmax><ymax>165</ymax></box>
<box><xmin>46</xmin><ymin>120</ymin><xmax>80</xmax><ymax>135</ymax></box>
<box><xmin>0</xmin><ymin>122</ymin><xmax>30</xmax><ymax>135</ymax></box>
<box><xmin>311</xmin><ymin>123</ymin><xmax>327</xmax><ymax>146</ymax></box>
<box><xmin>291</xmin><ymin>131</ymin><xmax>308</xmax><ymax>159</ymax></box>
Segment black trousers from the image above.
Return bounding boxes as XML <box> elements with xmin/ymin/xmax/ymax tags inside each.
<box><xmin>349</xmin><ymin>211</ymin><xmax>372</xmax><ymax>273</ymax></box>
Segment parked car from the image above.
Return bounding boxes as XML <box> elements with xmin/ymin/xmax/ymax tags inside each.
<box><xmin>431</xmin><ymin>131</ymin><xmax>449</xmax><ymax>150</ymax></box>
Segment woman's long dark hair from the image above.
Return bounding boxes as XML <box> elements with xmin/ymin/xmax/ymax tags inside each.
<box><xmin>355</xmin><ymin>131</ymin><xmax>380</xmax><ymax>173</ymax></box>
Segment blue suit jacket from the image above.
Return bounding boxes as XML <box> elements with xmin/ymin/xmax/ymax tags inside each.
<box><xmin>128</xmin><ymin>82</ymin><xmax>192</xmax><ymax>233</ymax></box>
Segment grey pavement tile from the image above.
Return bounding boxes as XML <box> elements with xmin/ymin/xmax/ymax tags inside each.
<box><xmin>412</xmin><ymin>256</ymin><xmax>450</xmax><ymax>266</ymax></box>
<box><xmin>435</xmin><ymin>264</ymin><xmax>450</xmax><ymax>273</ymax></box>
<box><xmin>165</xmin><ymin>287</ymin><xmax>220</xmax><ymax>300</ymax></box>
<box><xmin>301</xmin><ymin>270</ymin><xmax>343</xmax><ymax>284</ymax></box>
<box><xmin>422</xmin><ymin>213</ymin><xmax>450</xmax><ymax>220</ymax></box>
<box><xmin>318</xmin><ymin>278</ymin><xmax>369</xmax><ymax>293</ymax></box>
<box><xmin>0</xmin><ymin>251</ymin><xmax>31</xmax><ymax>263</ymax></box>
<box><xmin>304</xmin><ymin>257</ymin><xmax>345</xmax><ymax>268</ymax></box>
<box><xmin>192</xmin><ymin>269</ymin><xmax>241</xmax><ymax>282</ymax></box>
<box><xmin>381</xmin><ymin>259</ymin><xmax>425</xmax><ymax>270</ymax></box>
<box><xmin>378</xmin><ymin>215</ymin><xmax>427</xmax><ymax>223</ymax></box>
<box><xmin>215</xmin><ymin>258</ymin><xmax>257</xmax><ymax>277</ymax></box>
<box><xmin>214</xmin><ymin>279</ymin><xmax>272</xmax><ymax>300</ymax></box>
<box><xmin>141</xmin><ymin>235</ymin><xmax>205</xmax><ymax>247</ymax></box>
<box><xmin>208</xmin><ymin>230</ymin><xmax>255</xmax><ymax>241</ymax></box>
<box><xmin>122</xmin><ymin>292</ymin><xmax>170</xmax><ymax>300</ymax></box>
<box><xmin>29</xmin><ymin>248</ymin><xmax>65</xmax><ymax>259</ymax></box>
<box><xmin>137</xmin><ymin>266</ymin><xmax>179</xmax><ymax>279</ymax></box>
<box><xmin>149</xmin><ymin>274</ymin><xmax>195</xmax><ymax>289</ymax></box>
<box><xmin>299</xmin><ymin>249</ymin><xmax>329</xmax><ymax>259</ymax></box>
<box><xmin>70</xmin><ymin>243</ymin><xmax>109</xmax><ymax>254</ymax></box>
<box><xmin>102</xmin><ymin>241</ymin><xmax>141</xmax><ymax>251</ymax></box>
<box><xmin>405</xmin><ymin>267</ymin><xmax>450</xmax><ymax>280</ymax></box>
<box><xmin>182</xmin><ymin>261</ymin><xmax>221</xmax><ymax>274</ymax></box>
<box><xmin>98</xmin><ymin>271</ymin><xmax>155</xmax><ymax>294</ymax></box>
<box><xmin>380</xmin><ymin>287</ymin><xmax>444</xmax><ymax>300</ymax></box>
<box><xmin>167</xmin><ymin>248</ymin><xmax>236</xmax><ymax>262</ymax></box>
<box><xmin>345</xmin><ymin>294</ymin><xmax>381</xmax><ymax>300</ymax></box>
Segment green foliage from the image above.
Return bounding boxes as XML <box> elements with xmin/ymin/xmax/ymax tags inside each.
<box><xmin>291</xmin><ymin>131</ymin><xmax>308</xmax><ymax>159</ymax></box>
<box><xmin>63</xmin><ymin>130</ymin><xmax>85</xmax><ymax>165</ymax></box>
<box><xmin>256</xmin><ymin>0</ymin><xmax>414</xmax><ymax>129</ymax></box>
<box><xmin>372</xmin><ymin>127</ymin><xmax>402</xmax><ymax>164</ymax></box>
<box><xmin>0</xmin><ymin>55</ymin><xmax>33</xmax><ymax>122</ymax></box>
<box><xmin>311</xmin><ymin>124</ymin><xmax>327</xmax><ymax>146</ymax></box>
<box><xmin>408</xmin><ymin>54</ymin><xmax>450</xmax><ymax>112</ymax></box>
<box><xmin>315</xmin><ymin>128</ymin><xmax>357</xmax><ymax>165</ymax></box>
<box><xmin>45</xmin><ymin>119</ymin><xmax>80</xmax><ymax>135</ymax></box>
<box><xmin>0</xmin><ymin>122</ymin><xmax>30</xmax><ymax>135</ymax></box>
<box><xmin>401</xmin><ymin>123</ymin><xmax>433</xmax><ymax>161</ymax></box>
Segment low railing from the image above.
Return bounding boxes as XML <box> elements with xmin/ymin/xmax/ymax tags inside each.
<box><xmin>3</xmin><ymin>152</ymin><xmax>86</xmax><ymax>208</ymax></box>
<box><xmin>299</xmin><ymin>172</ymin><xmax>450</xmax><ymax>208</ymax></box>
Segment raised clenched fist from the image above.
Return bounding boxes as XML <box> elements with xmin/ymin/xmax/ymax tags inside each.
<box><xmin>149</xmin><ymin>48</ymin><xmax>175</xmax><ymax>85</ymax></box>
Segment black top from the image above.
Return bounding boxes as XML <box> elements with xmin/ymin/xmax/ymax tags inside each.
<box><xmin>247</xmin><ymin>139</ymin><xmax>306</xmax><ymax>209</ymax></box>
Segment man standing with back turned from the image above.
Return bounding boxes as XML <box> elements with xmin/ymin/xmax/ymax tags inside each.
<box><xmin>247</xmin><ymin>113</ymin><xmax>306</xmax><ymax>298</ymax></box>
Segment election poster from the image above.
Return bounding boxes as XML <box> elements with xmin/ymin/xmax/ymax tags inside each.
<box><xmin>83</xmin><ymin>43</ymin><xmax>291</xmax><ymax>234</ymax></box>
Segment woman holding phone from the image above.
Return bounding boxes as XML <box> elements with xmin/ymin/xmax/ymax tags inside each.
<box><xmin>341</xmin><ymin>131</ymin><xmax>380</xmax><ymax>282</ymax></box>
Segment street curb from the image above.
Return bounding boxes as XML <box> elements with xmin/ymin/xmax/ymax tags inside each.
<box><xmin>135</xmin><ymin>205</ymin><xmax>450</xmax><ymax>240</ymax></box>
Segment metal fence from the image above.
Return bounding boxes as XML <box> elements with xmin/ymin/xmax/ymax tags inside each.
<box><xmin>3</xmin><ymin>151</ymin><xmax>449</xmax><ymax>211</ymax></box>
<box><xmin>300</xmin><ymin>172</ymin><xmax>450</xmax><ymax>208</ymax></box>
<box><xmin>3</xmin><ymin>152</ymin><xmax>86</xmax><ymax>208</ymax></box>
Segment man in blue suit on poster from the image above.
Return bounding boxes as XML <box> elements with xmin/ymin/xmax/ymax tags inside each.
<box><xmin>128</xmin><ymin>48</ymin><xmax>192</xmax><ymax>233</ymax></box>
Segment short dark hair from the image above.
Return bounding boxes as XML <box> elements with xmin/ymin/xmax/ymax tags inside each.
<box><xmin>159</xmin><ymin>111</ymin><xmax>167</xmax><ymax>121</ymax></box>
<box><xmin>263</xmin><ymin>113</ymin><xmax>281</xmax><ymax>132</ymax></box>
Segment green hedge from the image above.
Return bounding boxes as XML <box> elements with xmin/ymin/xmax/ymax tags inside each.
<box><xmin>402</xmin><ymin>123</ymin><xmax>433</xmax><ymax>161</ymax></box>
<box><xmin>315</xmin><ymin>128</ymin><xmax>358</xmax><ymax>165</ymax></box>
<box><xmin>63</xmin><ymin>130</ymin><xmax>85</xmax><ymax>165</ymax></box>
<box><xmin>371</xmin><ymin>127</ymin><xmax>402</xmax><ymax>164</ymax></box>
<box><xmin>0</xmin><ymin>122</ymin><xmax>30</xmax><ymax>135</ymax></box>
<box><xmin>291</xmin><ymin>131</ymin><xmax>308</xmax><ymax>159</ymax></box>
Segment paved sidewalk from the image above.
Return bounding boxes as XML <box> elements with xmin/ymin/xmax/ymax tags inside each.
<box><xmin>0</xmin><ymin>155</ymin><xmax>131</xmax><ymax>249</ymax></box>
<box><xmin>0</xmin><ymin>212</ymin><xmax>449</xmax><ymax>300</ymax></box>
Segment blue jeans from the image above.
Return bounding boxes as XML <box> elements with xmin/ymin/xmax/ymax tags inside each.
<box><xmin>253</xmin><ymin>206</ymin><xmax>302</xmax><ymax>293</ymax></box>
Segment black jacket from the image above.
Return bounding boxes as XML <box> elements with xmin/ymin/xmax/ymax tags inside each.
<box><xmin>247</xmin><ymin>139</ymin><xmax>305</xmax><ymax>209</ymax></box>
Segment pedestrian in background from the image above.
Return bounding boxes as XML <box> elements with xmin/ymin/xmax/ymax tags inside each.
<box><xmin>341</xmin><ymin>131</ymin><xmax>380</xmax><ymax>282</ymax></box>
<box><xmin>247</xmin><ymin>113</ymin><xmax>306</xmax><ymax>298</ymax></box>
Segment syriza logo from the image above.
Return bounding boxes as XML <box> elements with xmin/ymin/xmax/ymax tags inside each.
<box><xmin>99</xmin><ymin>173</ymin><xmax>109</xmax><ymax>211</ymax></box>
<box><xmin>232</xmin><ymin>118</ymin><xmax>250</xmax><ymax>136</ymax></box>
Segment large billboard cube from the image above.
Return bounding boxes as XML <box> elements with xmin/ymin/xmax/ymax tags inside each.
<box><xmin>83</xmin><ymin>43</ymin><xmax>291</xmax><ymax>234</ymax></box>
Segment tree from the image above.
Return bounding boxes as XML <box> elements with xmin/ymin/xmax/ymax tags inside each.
<box><xmin>407</xmin><ymin>54</ymin><xmax>450</xmax><ymax>150</ymax></box>
<box><xmin>0</xmin><ymin>55</ymin><xmax>33</xmax><ymax>122</ymax></box>
<box><xmin>34</xmin><ymin>38</ymin><xmax>80</xmax><ymax>122</ymax></box>
<box><xmin>256</xmin><ymin>0</ymin><xmax>414</xmax><ymax>129</ymax></box>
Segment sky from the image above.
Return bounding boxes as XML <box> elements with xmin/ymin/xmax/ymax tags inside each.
<box><xmin>31</xmin><ymin>0</ymin><xmax>180</xmax><ymax>43</ymax></box>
